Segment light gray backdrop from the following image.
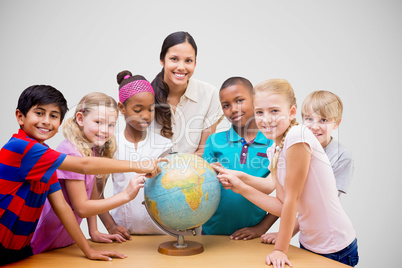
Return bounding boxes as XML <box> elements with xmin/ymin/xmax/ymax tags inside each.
<box><xmin>1</xmin><ymin>1</ymin><xmax>400</xmax><ymax>267</ymax></box>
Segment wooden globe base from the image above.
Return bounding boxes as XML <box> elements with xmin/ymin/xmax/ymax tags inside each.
<box><xmin>158</xmin><ymin>240</ymin><xmax>204</xmax><ymax>256</ymax></box>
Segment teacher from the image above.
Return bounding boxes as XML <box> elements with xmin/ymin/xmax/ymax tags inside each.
<box><xmin>151</xmin><ymin>31</ymin><xmax>223</xmax><ymax>155</ymax></box>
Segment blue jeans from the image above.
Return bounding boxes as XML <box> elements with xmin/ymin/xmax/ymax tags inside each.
<box><xmin>300</xmin><ymin>238</ymin><xmax>359</xmax><ymax>267</ymax></box>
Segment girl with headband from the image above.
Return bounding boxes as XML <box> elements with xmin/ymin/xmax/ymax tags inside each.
<box><xmin>151</xmin><ymin>31</ymin><xmax>224</xmax><ymax>155</ymax></box>
<box><xmin>99</xmin><ymin>70</ymin><xmax>173</xmax><ymax>238</ymax></box>
<box><xmin>31</xmin><ymin>92</ymin><xmax>150</xmax><ymax>254</ymax></box>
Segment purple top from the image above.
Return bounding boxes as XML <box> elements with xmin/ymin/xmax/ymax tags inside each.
<box><xmin>30</xmin><ymin>139</ymin><xmax>95</xmax><ymax>254</ymax></box>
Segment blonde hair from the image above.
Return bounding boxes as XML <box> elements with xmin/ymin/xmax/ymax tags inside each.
<box><xmin>254</xmin><ymin>79</ymin><xmax>299</xmax><ymax>174</ymax></box>
<box><xmin>301</xmin><ymin>90</ymin><xmax>343</xmax><ymax>124</ymax></box>
<box><xmin>62</xmin><ymin>92</ymin><xmax>118</xmax><ymax>194</ymax></box>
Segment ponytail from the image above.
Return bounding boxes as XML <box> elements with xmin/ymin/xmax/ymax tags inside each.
<box><xmin>152</xmin><ymin>69</ymin><xmax>173</xmax><ymax>138</ymax></box>
<box><xmin>152</xmin><ymin>31</ymin><xmax>197</xmax><ymax>139</ymax></box>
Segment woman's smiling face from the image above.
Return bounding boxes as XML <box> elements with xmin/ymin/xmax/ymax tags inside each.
<box><xmin>161</xmin><ymin>42</ymin><xmax>196</xmax><ymax>90</ymax></box>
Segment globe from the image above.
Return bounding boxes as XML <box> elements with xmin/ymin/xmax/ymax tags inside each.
<box><xmin>144</xmin><ymin>153</ymin><xmax>221</xmax><ymax>255</ymax></box>
<box><xmin>144</xmin><ymin>153</ymin><xmax>220</xmax><ymax>231</ymax></box>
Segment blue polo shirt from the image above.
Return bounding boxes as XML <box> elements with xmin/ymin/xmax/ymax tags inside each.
<box><xmin>202</xmin><ymin>126</ymin><xmax>273</xmax><ymax>235</ymax></box>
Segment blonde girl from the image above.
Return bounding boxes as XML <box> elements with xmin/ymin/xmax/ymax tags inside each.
<box><xmin>31</xmin><ymin>92</ymin><xmax>147</xmax><ymax>254</ymax></box>
<box><xmin>212</xmin><ymin>79</ymin><xmax>358</xmax><ymax>267</ymax></box>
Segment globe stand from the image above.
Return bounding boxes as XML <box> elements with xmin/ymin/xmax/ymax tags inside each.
<box><xmin>158</xmin><ymin>234</ymin><xmax>204</xmax><ymax>256</ymax></box>
<box><xmin>144</xmin><ymin>202</ymin><xmax>204</xmax><ymax>256</ymax></box>
<box><xmin>174</xmin><ymin>235</ymin><xmax>187</xmax><ymax>248</ymax></box>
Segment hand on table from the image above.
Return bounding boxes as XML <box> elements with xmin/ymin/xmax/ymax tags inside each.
<box><xmin>230</xmin><ymin>225</ymin><xmax>267</xmax><ymax>241</ymax></box>
<box><xmin>266</xmin><ymin>250</ymin><xmax>293</xmax><ymax>268</ymax></box>
<box><xmin>107</xmin><ymin>224</ymin><xmax>131</xmax><ymax>240</ymax></box>
<box><xmin>261</xmin><ymin>232</ymin><xmax>278</xmax><ymax>244</ymax></box>
<box><xmin>85</xmin><ymin>248</ymin><xmax>127</xmax><ymax>261</ymax></box>
<box><xmin>90</xmin><ymin>230</ymin><xmax>127</xmax><ymax>243</ymax></box>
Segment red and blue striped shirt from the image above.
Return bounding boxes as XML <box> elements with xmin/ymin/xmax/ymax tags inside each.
<box><xmin>0</xmin><ymin>129</ymin><xmax>66</xmax><ymax>250</ymax></box>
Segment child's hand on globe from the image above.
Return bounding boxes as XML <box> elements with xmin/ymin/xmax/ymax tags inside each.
<box><xmin>211</xmin><ymin>162</ymin><xmax>245</xmax><ymax>180</ymax></box>
<box><xmin>212</xmin><ymin>164</ymin><xmax>244</xmax><ymax>192</ymax></box>
<box><xmin>125</xmin><ymin>174</ymin><xmax>146</xmax><ymax>200</ymax></box>
<box><xmin>135</xmin><ymin>158</ymin><xmax>169</xmax><ymax>178</ymax></box>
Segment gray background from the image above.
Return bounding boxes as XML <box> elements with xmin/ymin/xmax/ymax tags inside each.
<box><xmin>1</xmin><ymin>1</ymin><xmax>400</xmax><ymax>267</ymax></box>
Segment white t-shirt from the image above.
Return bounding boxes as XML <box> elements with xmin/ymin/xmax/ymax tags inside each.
<box><xmin>267</xmin><ymin>124</ymin><xmax>355</xmax><ymax>254</ymax></box>
<box><xmin>111</xmin><ymin>130</ymin><xmax>173</xmax><ymax>234</ymax></box>
<box><xmin>151</xmin><ymin>78</ymin><xmax>223</xmax><ymax>153</ymax></box>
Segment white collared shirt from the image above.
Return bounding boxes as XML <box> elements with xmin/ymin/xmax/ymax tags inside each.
<box><xmin>151</xmin><ymin>78</ymin><xmax>223</xmax><ymax>153</ymax></box>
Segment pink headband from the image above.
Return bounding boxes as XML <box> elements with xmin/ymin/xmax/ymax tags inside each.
<box><xmin>119</xmin><ymin>80</ymin><xmax>155</xmax><ymax>103</ymax></box>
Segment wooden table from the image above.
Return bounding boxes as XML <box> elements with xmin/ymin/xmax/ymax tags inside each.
<box><xmin>4</xmin><ymin>235</ymin><xmax>349</xmax><ymax>267</ymax></box>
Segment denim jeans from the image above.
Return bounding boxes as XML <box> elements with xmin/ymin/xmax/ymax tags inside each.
<box><xmin>300</xmin><ymin>238</ymin><xmax>359</xmax><ymax>267</ymax></box>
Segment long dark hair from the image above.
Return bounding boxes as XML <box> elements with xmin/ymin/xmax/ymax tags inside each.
<box><xmin>151</xmin><ymin>31</ymin><xmax>197</xmax><ymax>138</ymax></box>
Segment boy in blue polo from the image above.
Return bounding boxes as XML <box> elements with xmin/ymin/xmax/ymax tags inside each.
<box><xmin>0</xmin><ymin>85</ymin><xmax>163</xmax><ymax>265</ymax></box>
<box><xmin>202</xmin><ymin>77</ymin><xmax>275</xmax><ymax>239</ymax></box>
